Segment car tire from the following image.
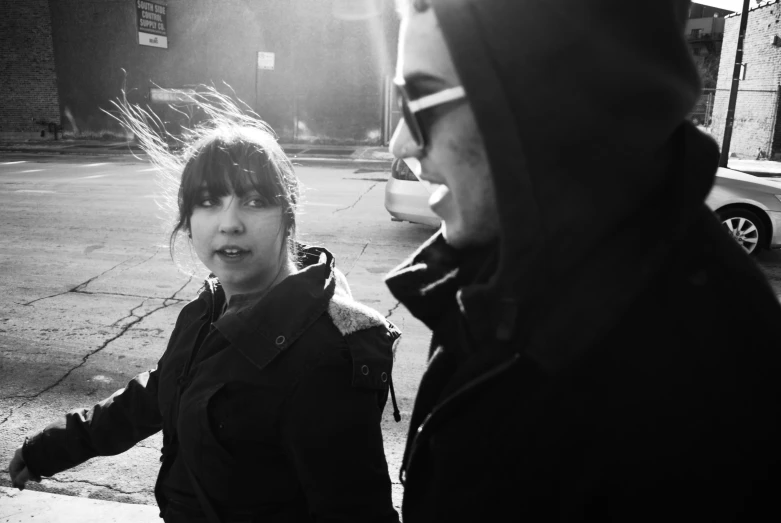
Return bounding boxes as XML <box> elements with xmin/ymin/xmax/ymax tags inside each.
<box><xmin>717</xmin><ymin>208</ymin><xmax>766</xmax><ymax>256</ymax></box>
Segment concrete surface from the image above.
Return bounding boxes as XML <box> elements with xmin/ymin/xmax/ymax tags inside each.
<box><xmin>0</xmin><ymin>487</ymin><xmax>159</xmax><ymax>522</ymax></box>
<box><xmin>0</xmin><ymin>155</ymin><xmax>435</xmax><ymax>520</ymax></box>
<box><xmin>727</xmin><ymin>158</ymin><xmax>781</xmax><ymax>176</ymax></box>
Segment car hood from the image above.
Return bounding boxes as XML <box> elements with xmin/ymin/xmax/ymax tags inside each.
<box><xmin>716</xmin><ymin>168</ymin><xmax>781</xmax><ymax>194</ymax></box>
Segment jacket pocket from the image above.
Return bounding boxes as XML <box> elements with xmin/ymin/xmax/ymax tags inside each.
<box><xmin>198</xmin><ymin>382</ymin><xmax>236</xmax><ymax>466</ymax></box>
<box><xmin>179</xmin><ymin>381</ymin><xmax>238</xmax><ymax>503</ymax></box>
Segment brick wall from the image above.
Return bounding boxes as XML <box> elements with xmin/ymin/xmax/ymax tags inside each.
<box><xmin>0</xmin><ymin>0</ymin><xmax>60</xmax><ymax>134</ymax></box>
<box><xmin>711</xmin><ymin>0</ymin><xmax>781</xmax><ymax>158</ymax></box>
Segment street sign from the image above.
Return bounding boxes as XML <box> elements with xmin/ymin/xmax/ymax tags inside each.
<box><xmin>137</xmin><ymin>0</ymin><xmax>168</xmax><ymax>49</ymax></box>
<box><xmin>149</xmin><ymin>88</ymin><xmax>195</xmax><ymax>104</ymax></box>
<box><xmin>257</xmin><ymin>52</ymin><xmax>275</xmax><ymax>70</ymax></box>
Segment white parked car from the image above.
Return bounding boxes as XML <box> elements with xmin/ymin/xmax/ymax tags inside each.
<box><xmin>384</xmin><ymin>158</ymin><xmax>440</xmax><ymax>228</ymax></box>
<box><xmin>385</xmin><ymin>160</ymin><xmax>781</xmax><ymax>256</ymax></box>
<box><xmin>706</xmin><ymin>167</ymin><xmax>781</xmax><ymax>255</ymax></box>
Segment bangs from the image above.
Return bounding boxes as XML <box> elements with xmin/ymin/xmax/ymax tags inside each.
<box><xmin>179</xmin><ymin>135</ymin><xmax>290</xmax><ymax>216</ymax></box>
<box><xmin>113</xmin><ymin>84</ymin><xmax>302</xmax><ymax>266</ymax></box>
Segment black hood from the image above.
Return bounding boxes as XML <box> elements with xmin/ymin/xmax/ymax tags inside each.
<box><xmin>413</xmin><ymin>0</ymin><xmax>720</xmax><ymax>362</ymax></box>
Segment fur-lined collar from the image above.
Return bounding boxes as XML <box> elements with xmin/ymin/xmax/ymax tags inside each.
<box><xmin>328</xmin><ymin>268</ymin><xmax>388</xmax><ymax>336</ymax></box>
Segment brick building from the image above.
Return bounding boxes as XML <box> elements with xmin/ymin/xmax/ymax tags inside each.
<box><xmin>0</xmin><ymin>0</ymin><xmax>399</xmax><ymax>145</ymax></box>
<box><xmin>711</xmin><ymin>0</ymin><xmax>781</xmax><ymax>159</ymax></box>
<box><xmin>0</xmin><ymin>0</ymin><xmax>60</xmax><ymax>137</ymax></box>
<box><xmin>686</xmin><ymin>1</ymin><xmax>733</xmax><ymax>72</ymax></box>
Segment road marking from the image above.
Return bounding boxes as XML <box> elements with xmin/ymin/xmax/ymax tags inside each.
<box><xmin>0</xmin><ymin>161</ymin><xmax>26</xmax><ymax>165</ymax></box>
<box><xmin>302</xmin><ymin>202</ymin><xmax>341</xmax><ymax>207</ymax></box>
<box><xmin>60</xmin><ymin>173</ymin><xmax>113</xmax><ymax>181</ymax></box>
<box><xmin>138</xmin><ymin>167</ymin><xmax>160</xmax><ymax>172</ymax></box>
<box><xmin>14</xmin><ymin>190</ymin><xmax>55</xmax><ymax>194</ymax></box>
<box><xmin>18</xmin><ymin>169</ymin><xmax>44</xmax><ymax>173</ymax></box>
<box><xmin>83</xmin><ymin>163</ymin><xmax>109</xmax><ymax>167</ymax></box>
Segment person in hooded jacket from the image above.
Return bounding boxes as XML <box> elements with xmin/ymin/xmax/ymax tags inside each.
<box><xmin>386</xmin><ymin>0</ymin><xmax>781</xmax><ymax>521</ymax></box>
<box><xmin>8</xmin><ymin>93</ymin><xmax>401</xmax><ymax>523</ymax></box>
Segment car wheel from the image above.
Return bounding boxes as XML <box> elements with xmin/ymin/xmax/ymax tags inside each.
<box><xmin>717</xmin><ymin>208</ymin><xmax>766</xmax><ymax>255</ymax></box>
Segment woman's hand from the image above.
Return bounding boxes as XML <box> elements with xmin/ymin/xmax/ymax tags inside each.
<box><xmin>9</xmin><ymin>447</ymin><xmax>36</xmax><ymax>490</ymax></box>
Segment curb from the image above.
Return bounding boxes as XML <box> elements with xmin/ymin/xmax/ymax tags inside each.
<box><xmin>290</xmin><ymin>157</ymin><xmax>392</xmax><ymax>170</ymax></box>
<box><xmin>0</xmin><ymin>146</ymin><xmax>393</xmax><ymax>171</ymax></box>
<box><xmin>736</xmin><ymin>171</ymin><xmax>781</xmax><ymax>178</ymax></box>
<box><xmin>0</xmin><ymin>486</ymin><xmax>159</xmax><ymax>522</ymax></box>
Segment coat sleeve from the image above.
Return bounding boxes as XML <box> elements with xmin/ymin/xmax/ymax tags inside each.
<box><xmin>22</xmin><ymin>367</ymin><xmax>163</xmax><ymax>479</ymax></box>
<box><xmin>280</xmin><ymin>352</ymin><xmax>399</xmax><ymax>523</ymax></box>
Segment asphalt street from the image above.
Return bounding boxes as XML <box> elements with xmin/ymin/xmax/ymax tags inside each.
<box><xmin>0</xmin><ymin>154</ymin><xmax>436</xmax><ymax>512</ymax></box>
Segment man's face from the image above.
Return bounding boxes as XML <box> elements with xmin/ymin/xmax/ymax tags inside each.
<box><xmin>390</xmin><ymin>7</ymin><xmax>500</xmax><ymax>249</ymax></box>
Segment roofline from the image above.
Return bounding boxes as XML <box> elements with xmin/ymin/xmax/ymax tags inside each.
<box><xmin>726</xmin><ymin>0</ymin><xmax>780</xmax><ymax>19</ymax></box>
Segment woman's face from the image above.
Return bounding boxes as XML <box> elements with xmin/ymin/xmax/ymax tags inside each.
<box><xmin>189</xmin><ymin>188</ymin><xmax>288</xmax><ymax>301</ymax></box>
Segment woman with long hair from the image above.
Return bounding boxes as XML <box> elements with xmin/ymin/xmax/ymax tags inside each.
<box><xmin>8</xmin><ymin>90</ymin><xmax>401</xmax><ymax>523</ymax></box>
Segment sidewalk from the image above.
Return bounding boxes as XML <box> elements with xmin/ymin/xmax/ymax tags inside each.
<box><xmin>0</xmin><ymin>487</ymin><xmax>158</xmax><ymax>522</ymax></box>
<box><xmin>4</xmin><ymin>137</ymin><xmax>781</xmax><ymax>176</ymax></box>
<box><xmin>0</xmin><ymin>138</ymin><xmax>395</xmax><ymax>170</ymax></box>
<box><xmin>727</xmin><ymin>158</ymin><xmax>781</xmax><ymax>177</ymax></box>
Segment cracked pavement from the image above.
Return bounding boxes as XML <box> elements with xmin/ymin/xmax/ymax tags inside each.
<box><xmin>386</xmin><ymin>301</ymin><xmax>402</xmax><ymax>319</ymax></box>
<box><xmin>22</xmin><ymin>259</ymin><xmax>131</xmax><ymax>306</ymax></box>
<box><xmin>333</xmin><ymin>182</ymin><xmax>379</xmax><ymax>213</ymax></box>
<box><xmin>0</xmin><ymin>275</ymin><xmax>194</xmax><ymax>428</ymax></box>
<box><xmin>0</xmin><ymin>158</ymin><xmax>204</xmax><ymax>504</ymax></box>
<box><xmin>0</xmin><ymin>266</ymin><xmax>187</xmax><ymax>503</ymax></box>
<box><xmin>345</xmin><ymin>241</ymin><xmax>371</xmax><ymax>276</ymax></box>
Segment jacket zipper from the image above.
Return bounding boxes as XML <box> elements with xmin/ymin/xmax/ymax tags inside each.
<box><xmin>178</xmin><ymin>292</ymin><xmax>221</xmax><ymax>389</ymax></box>
<box><xmin>402</xmin><ymin>353</ymin><xmax>521</xmax><ymax>484</ymax></box>
<box><xmin>159</xmin><ymin>288</ymin><xmax>220</xmax><ymax>499</ymax></box>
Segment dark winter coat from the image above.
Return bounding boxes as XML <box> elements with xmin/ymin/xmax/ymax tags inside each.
<box><xmin>385</xmin><ymin>0</ymin><xmax>781</xmax><ymax>521</ymax></box>
<box><xmin>24</xmin><ymin>246</ymin><xmax>401</xmax><ymax>523</ymax></box>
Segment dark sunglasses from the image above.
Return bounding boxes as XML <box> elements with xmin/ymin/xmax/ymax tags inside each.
<box><xmin>394</xmin><ymin>77</ymin><xmax>466</xmax><ymax>148</ymax></box>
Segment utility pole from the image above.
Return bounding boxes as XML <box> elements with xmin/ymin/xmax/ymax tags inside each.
<box><xmin>719</xmin><ymin>0</ymin><xmax>752</xmax><ymax>167</ymax></box>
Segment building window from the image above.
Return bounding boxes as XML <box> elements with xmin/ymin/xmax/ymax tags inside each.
<box><xmin>691</xmin><ymin>28</ymin><xmax>702</xmax><ymax>38</ymax></box>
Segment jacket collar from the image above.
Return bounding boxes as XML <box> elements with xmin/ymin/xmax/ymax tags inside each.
<box><xmin>385</xmin><ymin>232</ymin><xmax>498</xmax><ymax>338</ymax></box>
<box><xmin>384</xmin><ymin>232</ymin><xmax>460</xmax><ymax>332</ymax></box>
<box><xmin>203</xmin><ymin>245</ymin><xmax>336</xmax><ymax>371</ymax></box>
<box><xmin>199</xmin><ymin>245</ymin><xmax>392</xmax><ymax>372</ymax></box>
